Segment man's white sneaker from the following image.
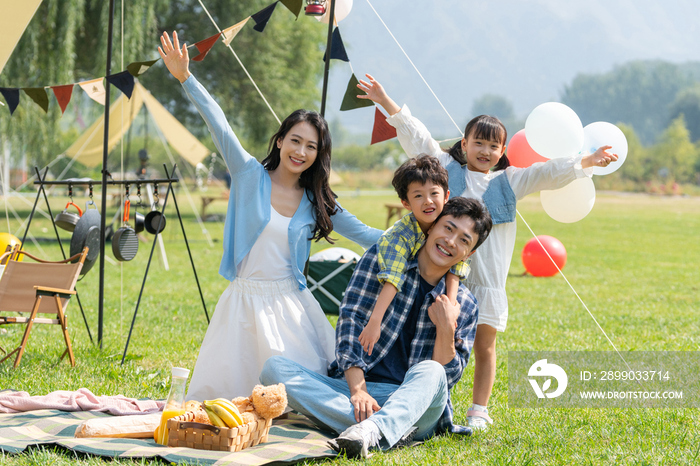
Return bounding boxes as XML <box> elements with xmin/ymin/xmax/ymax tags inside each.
<box><xmin>328</xmin><ymin>420</ymin><xmax>382</xmax><ymax>459</ymax></box>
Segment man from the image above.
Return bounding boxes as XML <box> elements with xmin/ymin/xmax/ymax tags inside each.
<box><xmin>260</xmin><ymin>197</ymin><xmax>492</xmax><ymax>458</ymax></box>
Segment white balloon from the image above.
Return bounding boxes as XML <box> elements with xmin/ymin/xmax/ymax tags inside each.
<box><xmin>540</xmin><ymin>177</ymin><xmax>596</xmax><ymax>223</ymax></box>
<box><xmin>525</xmin><ymin>102</ymin><xmax>584</xmax><ymax>159</ymax></box>
<box><xmin>316</xmin><ymin>0</ymin><xmax>353</xmax><ymax>24</ymax></box>
<box><xmin>582</xmin><ymin>122</ymin><xmax>629</xmax><ymax>176</ymax></box>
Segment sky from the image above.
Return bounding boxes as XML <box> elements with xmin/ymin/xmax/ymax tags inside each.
<box><xmin>320</xmin><ymin>0</ymin><xmax>700</xmax><ymax>140</ymax></box>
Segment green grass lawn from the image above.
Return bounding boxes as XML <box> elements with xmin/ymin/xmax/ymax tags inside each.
<box><xmin>0</xmin><ymin>189</ymin><xmax>698</xmax><ymax>465</ymax></box>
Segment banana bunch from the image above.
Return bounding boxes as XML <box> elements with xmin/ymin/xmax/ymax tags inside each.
<box><xmin>202</xmin><ymin>399</ymin><xmax>244</xmax><ymax>428</ymax></box>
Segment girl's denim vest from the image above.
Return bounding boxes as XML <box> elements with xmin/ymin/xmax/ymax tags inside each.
<box><xmin>446</xmin><ymin>160</ymin><xmax>516</xmax><ymax>225</ymax></box>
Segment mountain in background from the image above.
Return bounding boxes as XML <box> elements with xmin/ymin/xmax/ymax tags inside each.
<box><xmin>322</xmin><ymin>0</ymin><xmax>700</xmax><ymax>144</ymax></box>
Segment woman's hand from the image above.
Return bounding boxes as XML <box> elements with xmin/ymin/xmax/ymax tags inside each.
<box><xmin>581</xmin><ymin>145</ymin><xmax>618</xmax><ymax>169</ymax></box>
<box><xmin>158</xmin><ymin>31</ymin><xmax>191</xmax><ymax>84</ymax></box>
<box><xmin>357</xmin><ymin>74</ymin><xmax>401</xmax><ymax>115</ymax></box>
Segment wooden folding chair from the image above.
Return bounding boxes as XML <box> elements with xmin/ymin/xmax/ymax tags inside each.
<box><xmin>0</xmin><ymin>245</ymin><xmax>88</xmax><ymax>368</ymax></box>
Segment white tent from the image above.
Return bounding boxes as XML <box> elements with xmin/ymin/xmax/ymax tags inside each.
<box><xmin>63</xmin><ymin>82</ymin><xmax>211</xmax><ymax>168</ymax></box>
<box><xmin>0</xmin><ymin>0</ymin><xmax>42</xmax><ymax>75</ymax></box>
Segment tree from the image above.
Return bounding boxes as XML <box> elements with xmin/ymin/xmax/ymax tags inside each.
<box><xmin>668</xmin><ymin>84</ymin><xmax>700</xmax><ymax>142</ymax></box>
<box><xmin>649</xmin><ymin>115</ymin><xmax>698</xmax><ymax>184</ymax></box>
<box><xmin>0</xmin><ymin>0</ymin><xmax>326</xmax><ymax>179</ymax></box>
<box><xmin>561</xmin><ymin>61</ymin><xmax>697</xmax><ymax>145</ymax></box>
<box><xmin>140</xmin><ymin>0</ymin><xmax>326</xmax><ymax>157</ymax></box>
<box><xmin>0</xmin><ymin>0</ymin><xmax>165</xmax><ymax>175</ymax></box>
<box><xmin>471</xmin><ymin>94</ymin><xmax>523</xmax><ymax>141</ymax></box>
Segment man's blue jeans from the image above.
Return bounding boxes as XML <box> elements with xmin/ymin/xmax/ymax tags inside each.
<box><xmin>260</xmin><ymin>356</ymin><xmax>448</xmax><ymax>448</ymax></box>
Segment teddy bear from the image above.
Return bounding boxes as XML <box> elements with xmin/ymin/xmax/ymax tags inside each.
<box><xmin>231</xmin><ymin>383</ymin><xmax>288</xmax><ymax>423</ymax></box>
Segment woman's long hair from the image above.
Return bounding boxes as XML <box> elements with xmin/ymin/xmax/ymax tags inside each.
<box><xmin>445</xmin><ymin>115</ymin><xmax>510</xmax><ymax>171</ymax></box>
<box><xmin>261</xmin><ymin>109</ymin><xmax>339</xmax><ymax>243</ymax></box>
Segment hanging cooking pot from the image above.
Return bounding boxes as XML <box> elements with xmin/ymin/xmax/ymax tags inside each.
<box><xmin>54</xmin><ymin>202</ymin><xmax>83</xmax><ymax>232</ymax></box>
<box><xmin>70</xmin><ymin>200</ymin><xmax>101</xmax><ymax>275</ymax></box>
<box><xmin>144</xmin><ymin>191</ymin><xmax>166</xmax><ymax>235</ymax></box>
<box><xmin>145</xmin><ymin>209</ymin><xmax>166</xmax><ymax>234</ymax></box>
<box><xmin>112</xmin><ymin>199</ymin><xmax>139</xmax><ymax>261</ymax></box>
<box><xmin>133</xmin><ymin>210</ymin><xmax>145</xmax><ymax>234</ymax></box>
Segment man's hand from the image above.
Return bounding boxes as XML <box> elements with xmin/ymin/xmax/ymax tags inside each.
<box><xmin>428</xmin><ymin>294</ymin><xmax>459</xmax><ymax>332</ymax></box>
<box><xmin>429</xmin><ymin>295</ymin><xmax>459</xmax><ymax>365</ymax></box>
<box><xmin>350</xmin><ymin>390</ymin><xmax>380</xmax><ymax>423</ymax></box>
<box><xmin>345</xmin><ymin>367</ymin><xmax>380</xmax><ymax>422</ymax></box>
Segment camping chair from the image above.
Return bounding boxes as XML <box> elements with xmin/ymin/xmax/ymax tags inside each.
<box><xmin>0</xmin><ymin>245</ymin><xmax>88</xmax><ymax>368</ymax></box>
<box><xmin>307</xmin><ymin>259</ymin><xmax>357</xmax><ymax>315</ymax></box>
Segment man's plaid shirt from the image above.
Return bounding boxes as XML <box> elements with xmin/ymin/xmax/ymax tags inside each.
<box><xmin>377</xmin><ymin>212</ymin><xmax>470</xmax><ymax>292</ymax></box>
<box><xmin>328</xmin><ymin>244</ymin><xmax>479</xmax><ymax>436</ymax></box>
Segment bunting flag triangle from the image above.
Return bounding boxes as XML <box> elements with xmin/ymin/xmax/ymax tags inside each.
<box><xmin>192</xmin><ymin>33</ymin><xmax>222</xmax><ymax>62</ymax></box>
<box><xmin>340</xmin><ymin>74</ymin><xmax>374</xmax><ymax>111</ymax></box>
<box><xmin>107</xmin><ymin>71</ymin><xmax>135</xmax><ymax>99</ymax></box>
<box><xmin>78</xmin><ymin>78</ymin><xmax>106</xmax><ymax>105</ymax></box>
<box><xmin>323</xmin><ymin>27</ymin><xmax>349</xmax><ymax>62</ymax></box>
<box><xmin>371</xmin><ymin>107</ymin><xmax>397</xmax><ymax>145</ymax></box>
<box><xmin>252</xmin><ymin>2</ymin><xmax>278</xmax><ymax>33</ymax></box>
<box><xmin>222</xmin><ymin>18</ymin><xmax>250</xmax><ymax>46</ymax></box>
<box><xmin>23</xmin><ymin>87</ymin><xmax>49</xmax><ymax>113</ymax></box>
<box><xmin>51</xmin><ymin>84</ymin><xmax>74</xmax><ymax>114</ymax></box>
<box><xmin>0</xmin><ymin>88</ymin><xmax>20</xmax><ymax>115</ymax></box>
<box><xmin>127</xmin><ymin>59</ymin><xmax>158</xmax><ymax>77</ymax></box>
<box><xmin>280</xmin><ymin>0</ymin><xmax>302</xmax><ymax>19</ymax></box>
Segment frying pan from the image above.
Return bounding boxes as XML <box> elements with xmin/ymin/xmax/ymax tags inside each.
<box><xmin>112</xmin><ymin>199</ymin><xmax>138</xmax><ymax>261</ymax></box>
<box><xmin>70</xmin><ymin>200</ymin><xmax>101</xmax><ymax>275</ymax></box>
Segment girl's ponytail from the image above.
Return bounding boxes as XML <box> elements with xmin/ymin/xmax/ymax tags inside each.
<box><xmin>445</xmin><ymin>140</ymin><xmax>468</xmax><ymax>165</ymax></box>
<box><xmin>493</xmin><ymin>154</ymin><xmax>510</xmax><ymax>171</ymax></box>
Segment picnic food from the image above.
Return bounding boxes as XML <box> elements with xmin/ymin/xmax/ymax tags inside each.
<box><xmin>203</xmin><ymin>398</ymin><xmax>244</xmax><ymax>428</ymax></box>
<box><xmin>75</xmin><ymin>413</ymin><xmax>161</xmax><ymax>439</ymax></box>
<box><xmin>165</xmin><ymin>384</ymin><xmax>288</xmax><ymax>452</ymax></box>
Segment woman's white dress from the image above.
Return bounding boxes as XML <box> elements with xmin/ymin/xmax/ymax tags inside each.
<box><xmin>186</xmin><ymin>207</ymin><xmax>336</xmax><ymax>400</ymax></box>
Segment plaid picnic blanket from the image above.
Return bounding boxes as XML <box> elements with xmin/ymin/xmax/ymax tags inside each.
<box><xmin>0</xmin><ymin>409</ymin><xmax>337</xmax><ymax>465</ymax></box>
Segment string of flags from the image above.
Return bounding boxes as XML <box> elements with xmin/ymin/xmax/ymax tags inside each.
<box><xmin>0</xmin><ymin>0</ymin><xmax>396</xmax><ymax>145</ymax></box>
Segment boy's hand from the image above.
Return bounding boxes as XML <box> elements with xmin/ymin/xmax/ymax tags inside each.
<box><xmin>158</xmin><ymin>31</ymin><xmax>191</xmax><ymax>83</ymax></box>
<box><xmin>358</xmin><ymin>321</ymin><xmax>381</xmax><ymax>356</ymax></box>
<box><xmin>582</xmin><ymin>145</ymin><xmax>618</xmax><ymax>169</ymax></box>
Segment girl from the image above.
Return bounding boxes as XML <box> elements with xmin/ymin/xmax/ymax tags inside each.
<box><xmin>357</xmin><ymin>74</ymin><xmax>616</xmax><ymax>429</ymax></box>
<box><xmin>159</xmin><ymin>32</ymin><xmax>383</xmax><ymax>400</ymax></box>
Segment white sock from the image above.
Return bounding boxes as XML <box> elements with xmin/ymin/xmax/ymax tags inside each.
<box><xmin>470</xmin><ymin>403</ymin><xmax>488</xmax><ymax>414</ymax></box>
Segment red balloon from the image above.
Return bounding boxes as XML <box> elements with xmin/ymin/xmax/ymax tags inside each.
<box><xmin>522</xmin><ymin>235</ymin><xmax>567</xmax><ymax>277</ymax></box>
<box><xmin>507</xmin><ymin>130</ymin><xmax>548</xmax><ymax>168</ymax></box>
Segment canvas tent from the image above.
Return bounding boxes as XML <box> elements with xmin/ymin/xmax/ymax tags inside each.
<box><xmin>63</xmin><ymin>82</ymin><xmax>211</xmax><ymax>168</ymax></box>
<box><xmin>0</xmin><ymin>0</ymin><xmax>43</xmax><ymax>76</ymax></box>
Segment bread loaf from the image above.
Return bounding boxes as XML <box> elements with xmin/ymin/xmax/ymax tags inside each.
<box><xmin>74</xmin><ymin>413</ymin><xmax>161</xmax><ymax>438</ymax></box>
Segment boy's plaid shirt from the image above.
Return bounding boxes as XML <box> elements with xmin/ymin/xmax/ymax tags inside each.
<box><xmin>328</xmin><ymin>244</ymin><xmax>478</xmax><ymax>436</ymax></box>
<box><xmin>377</xmin><ymin>212</ymin><xmax>471</xmax><ymax>292</ymax></box>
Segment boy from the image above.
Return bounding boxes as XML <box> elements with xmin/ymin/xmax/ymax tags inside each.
<box><xmin>358</xmin><ymin>155</ymin><xmax>470</xmax><ymax>355</ymax></box>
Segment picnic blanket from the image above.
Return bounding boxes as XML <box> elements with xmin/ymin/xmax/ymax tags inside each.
<box><xmin>0</xmin><ymin>409</ymin><xmax>337</xmax><ymax>465</ymax></box>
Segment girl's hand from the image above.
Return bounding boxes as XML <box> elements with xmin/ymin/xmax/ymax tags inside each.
<box><xmin>158</xmin><ymin>31</ymin><xmax>191</xmax><ymax>84</ymax></box>
<box><xmin>357</xmin><ymin>74</ymin><xmax>401</xmax><ymax>115</ymax></box>
<box><xmin>581</xmin><ymin>145</ymin><xmax>618</xmax><ymax>169</ymax></box>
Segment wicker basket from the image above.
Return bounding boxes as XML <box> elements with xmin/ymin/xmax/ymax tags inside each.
<box><xmin>166</xmin><ymin>417</ymin><xmax>273</xmax><ymax>452</ymax></box>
